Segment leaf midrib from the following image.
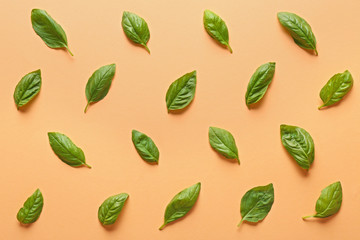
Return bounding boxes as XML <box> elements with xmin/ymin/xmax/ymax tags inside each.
<box><xmin>316</xmin><ymin>186</ymin><xmax>340</xmax><ymax>217</ymax></box>
<box><xmin>167</xmin><ymin>76</ymin><xmax>194</xmax><ymax>109</ymax></box>
<box><xmin>89</xmin><ymin>66</ymin><xmax>113</xmax><ymax>102</ymax></box>
<box><xmin>285</xmin><ymin>15</ymin><xmax>315</xmax><ymax>50</ymax></box>
<box><xmin>211</xmin><ymin>128</ymin><xmax>238</xmax><ymax>159</ymax></box>
<box><xmin>50</xmin><ymin>134</ymin><xmax>83</xmax><ymax>165</ymax></box>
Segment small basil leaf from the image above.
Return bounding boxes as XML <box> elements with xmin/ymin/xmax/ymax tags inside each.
<box><xmin>280</xmin><ymin>124</ymin><xmax>314</xmax><ymax>170</ymax></box>
<box><xmin>165</xmin><ymin>70</ymin><xmax>196</xmax><ymax>111</ymax></box>
<box><xmin>48</xmin><ymin>132</ymin><xmax>91</xmax><ymax>168</ymax></box>
<box><xmin>303</xmin><ymin>181</ymin><xmax>342</xmax><ymax>219</ymax></box>
<box><xmin>98</xmin><ymin>193</ymin><xmax>129</xmax><ymax>225</ymax></box>
<box><xmin>31</xmin><ymin>9</ymin><xmax>73</xmax><ymax>56</ymax></box>
<box><xmin>13</xmin><ymin>69</ymin><xmax>41</xmax><ymax>109</ymax></box>
<box><xmin>159</xmin><ymin>182</ymin><xmax>201</xmax><ymax>230</ymax></box>
<box><xmin>238</xmin><ymin>183</ymin><xmax>274</xmax><ymax>226</ymax></box>
<box><xmin>85</xmin><ymin>64</ymin><xmax>116</xmax><ymax>113</ymax></box>
<box><xmin>277</xmin><ymin>12</ymin><xmax>318</xmax><ymax>55</ymax></box>
<box><xmin>132</xmin><ymin>130</ymin><xmax>159</xmax><ymax>163</ymax></box>
<box><xmin>17</xmin><ymin>189</ymin><xmax>44</xmax><ymax>224</ymax></box>
<box><xmin>122</xmin><ymin>11</ymin><xmax>150</xmax><ymax>53</ymax></box>
<box><xmin>203</xmin><ymin>10</ymin><xmax>232</xmax><ymax>53</ymax></box>
<box><xmin>245</xmin><ymin>62</ymin><xmax>276</xmax><ymax>107</ymax></box>
<box><xmin>209</xmin><ymin>127</ymin><xmax>239</xmax><ymax>164</ymax></box>
<box><xmin>319</xmin><ymin>70</ymin><xmax>353</xmax><ymax>109</ymax></box>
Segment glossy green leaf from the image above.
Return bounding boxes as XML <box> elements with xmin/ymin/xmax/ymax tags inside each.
<box><xmin>159</xmin><ymin>182</ymin><xmax>201</xmax><ymax>230</ymax></box>
<box><xmin>17</xmin><ymin>189</ymin><xmax>44</xmax><ymax>224</ymax></box>
<box><xmin>303</xmin><ymin>181</ymin><xmax>342</xmax><ymax>219</ymax></box>
<box><xmin>280</xmin><ymin>124</ymin><xmax>314</xmax><ymax>170</ymax></box>
<box><xmin>13</xmin><ymin>69</ymin><xmax>41</xmax><ymax>109</ymax></box>
<box><xmin>31</xmin><ymin>9</ymin><xmax>73</xmax><ymax>56</ymax></box>
<box><xmin>85</xmin><ymin>64</ymin><xmax>116</xmax><ymax>113</ymax></box>
<box><xmin>98</xmin><ymin>193</ymin><xmax>129</xmax><ymax>225</ymax></box>
<box><xmin>209</xmin><ymin>127</ymin><xmax>239</xmax><ymax>164</ymax></box>
<box><xmin>319</xmin><ymin>70</ymin><xmax>353</xmax><ymax>109</ymax></box>
<box><xmin>277</xmin><ymin>12</ymin><xmax>317</xmax><ymax>55</ymax></box>
<box><xmin>132</xmin><ymin>130</ymin><xmax>159</xmax><ymax>163</ymax></box>
<box><xmin>165</xmin><ymin>70</ymin><xmax>196</xmax><ymax>111</ymax></box>
<box><xmin>238</xmin><ymin>184</ymin><xmax>274</xmax><ymax>226</ymax></box>
<box><xmin>122</xmin><ymin>11</ymin><xmax>150</xmax><ymax>53</ymax></box>
<box><xmin>48</xmin><ymin>132</ymin><xmax>91</xmax><ymax>168</ymax></box>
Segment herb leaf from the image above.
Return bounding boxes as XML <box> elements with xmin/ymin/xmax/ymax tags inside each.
<box><xmin>238</xmin><ymin>183</ymin><xmax>274</xmax><ymax>226</ymax></box>
<box><xmin>159</xmin><ymin>182</ymin><xmax>201</xmax><ymax>230</ymax></box>
<box><xmin>85</xmin><ymin>64</ymin><xmax>116</xmax><ymax>113</ymax></box>
<box><xmin>203</xmin><ymin>10</ymin><xmax>232</xmax><ymax>53</ymax></box>
<box><xmin>98</xmin><ymin>193</ymin><xmax>129</xmax><ymax>225</ymax></box>
<box><xmin>31</xmin><ymin>9</ymin><xmax>73</xmax><ymax>56</ymax></box>
<box><xmin>17</xmin><ymin>189</ymin><xmax>44</xmax><ymax>224</ymax></box>
<box><xmin>48</xmin><ymin>132</ymin><xmax>91</xmax><ymax>168</ymax></box>
<box><xmin>280</xmin><ymin>124</ymin><xmax>314</xmax><ymax>170</ymax></box>
<box><xmin>319</xmin><ymin>70</ymin><xmax>353</xmax><ymax>109</ymax></box>
<box><xmin>122</xmin><ymin>11</ymin><xmax>150</xmax><ymax>53</ymax></box>
<box><xmin>209</xmin><ymin>127</ymin><xmax>239</xmax><ymax>164</ymax></box>
<box><xmin>13</xmin><ymin>69</ymin><xmax>41</xmax><ymax>109</ymax></box>
<box><xmin>132</xmin><ymin>130</ymin><xmax>159</xmax><ymax>163</ymax></box>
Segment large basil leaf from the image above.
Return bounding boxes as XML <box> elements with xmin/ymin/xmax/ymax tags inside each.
<box><xmin>277</xmin><ymin>12</ymin><xmax>317</xmax><ymax>55</ymax></box>
<box><xmin>203</xmin><ymin>10</ymin><xmax>232</xmax><ymax>53</ymax></box>
<box><xmin>17</xmin><ymin>189</ymin><xmax>44</xmax><ymax>224</ymax></box>
<box><xmin>280</xmin><ymin>124</ymin><xmax>314</xmax><ymax>170</ymax></box>
<box><xmin>31</xmin><ymin>9</ymin><xmax>73</xmax><ymax>56</ymax></box>
<box><xmin>85</xmin><ymin>64</ymin><xmax>116</xmax><ymax>113</ymax></box>
<box><xmin>13</xmin><ymin>69</ymin><xmax>41</xmax><ymax>109</ymax></box>
<box><xmin>132</xmin><ymin>130</ymin><xmax>159</xmax><ymax>163</ymax></box>
<box><xmin>122</xmin><ymin>11</ymin><xmax>150</xmax><ymax>53</ymax></box>
<box><xmin>165</xmin><ymin>70</ymin><xmax>196</xmax><ymax>111</ymax></box>
<box><xmin>48</xmin><ymin>132</ymin><xmax>91</xmax><ymax>168</ymax></box>
<box><xmin>98</xmin><ymin>193</ymin><xmax>129</xmax><ymax>225</ymax></box>
<box><xmin>209</xmin><ymin>127</ymin><xmax>239</xmax><ymax>164</ymax></box>
<box><xmin>319</xmin><ymin>70</ymin><xmax>353</xmax><ymax>109</ymax></box>
<box><xmin>245</xmin><ymin>62</ymin><xmax>276</xmax><ymax>107</ymax></box>
<box><xmin>303</xmin><ymin>181</ymin><xmax>342</xmax><ymax>219</ymax></box>
<box><xmin>238</xmin><ymin>183</ymin><xmax>274</xmax><ymax>226</ymax></box>
<box><xmin>159</xmin><ymin>182</ymin><xmax>201</xmax><ymax>230</ymax></box>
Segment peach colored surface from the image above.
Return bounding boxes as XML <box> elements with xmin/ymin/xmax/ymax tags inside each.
<box><xmin>1</xmin><ymin>0</ymin><xmax>360</xmax><ymax>239</ymax></box>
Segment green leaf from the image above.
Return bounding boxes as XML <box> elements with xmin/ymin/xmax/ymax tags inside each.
<box><xmin>122</xmin><ymin>11</ymin><xmax>150</xmax><ymax>53</ymax></box>
<box><xmin>303</xmin><ymin>181</ymin><xmax>342</xmax><ymax>219</ymax></box>
<box><xmin>238</xmin><ymin>183</ymin><xmax>274</xmax><ymax>226</ymax></box>
<box><xmin>318</xmin><ymin>70</ymin><xmax>353</xmax><ymax>109</ymax></box>
<box><xmin>98</xmin><ymin>193</ymin><xmax>129</xmax><ymax>225</ymax></box>
<box><xmin>13</xmin><ymin>69</ymin><xmax>41</xmax><ymax>109</ymax></box>
<box><xmin>132</xmin><ymin>130</ymin><xmax>159</xmax><ymax>163</ymax></box>
<box><xmin>31</xmin><ymin>9</ymin><xmax>73</xmax><ymax>56</ymax></box>
<box><xmin>85</xmin><ymin>64</ymin><xmax>116</xmax><ymax>113</ymax></box>
<box><xmin>48</xmin><ymin>132</ymin><xmax>91</xmax><ymax>168</ymax></box>
<box><xmin>280</xmin><ymin>124</ymin><xmax>314</xmax><ymax>170</ymax></box>
<box><xmin>17</xmin><ymin>189</ymin><xmax>44</xmax><ymax>224</ymax></box>
<box><xmin>203</xmin><ymin>10</ymin><xmax>232</xmax><ymax>53</ymax></box>
<box><xmin>159</xmin><ymin>182</ymin><xmax>201</xmax><ymax>230</ymax></box>
<box><xmin>245</xmin><ymin>62</ymin><xmax>276</xmax><ymax>107</ymax></box>
<box><xmin>165</xmin><ymin>70</ymin><xmax>196</xmax><ymax>111</ymax></box>
<box><xmin>209</xmin><ymin>127</ymin><xmax>239</xmax><ymax>164</ymax></box>
<box><xmin>277</xmin><ymin>12</ymin><xmax>317</xmax><ymax>55</ymax></box>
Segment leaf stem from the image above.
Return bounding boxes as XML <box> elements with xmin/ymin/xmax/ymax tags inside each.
<box><xmin>237</xmin><ymin>219</ymin><xmax>244</xmax><ymax>227</ymax></box>
<box><xmin>159</xmin><ymin>223</ymin><xmax>166</xmax><ymax>230</ymax></box>
<box><xmin>314</xmin><ymin>48</ymin><xmax>318</xmax><ymax>56</ymax></box>
<box><xmin>318</xmin><ymin>104</ymin><xmax>325</xmax><ymax>110</ymax></box>
<box><xmin>143</xmin><ymin>44</ymin><xmax>150</xmax><ymax>54</ymax></box>
<box><xmin>237</xmin><ymin>158</ymin><xmax>240</xmax><ymax>165</ymax></box>
<box><xmin>84</xmin><ymin>163</ymin><xmax>92</xmax><ymax>168</ymax></box>
<box><xmin>302</xmin><ymin>215</ymin><xmax>314</xmax><ymax>219</ymax></box>
<box><xmin>227</xmin><ymin>44</ymin><xmax>233</xmax><ymax>53</ymax></box>
<box><xmin>84</xmin><ymin>102</ymin><xmax>90</xmax><ymax>113</ymax></box>
<box><xmin>66</xmin><ymin>46</ymin><xmax>74</xmax><ymax>56</ymax></box>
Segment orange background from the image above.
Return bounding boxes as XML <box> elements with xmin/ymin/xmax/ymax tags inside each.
<box><xmin>1</xmin><ymin>0</ymin><xmax>360</xmax><ymax>239</ymax></box>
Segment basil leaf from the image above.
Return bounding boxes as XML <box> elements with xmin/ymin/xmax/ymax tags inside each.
<box><xmin>203</xmin><ymin>10</ymin><xmax>232</xmax><ymax>53</ymax></box>
<box><xmin>13</xmin><ymin>69</ymin><xmax>41</xmax><ymax>109</ymax></box>
<box><xmin>245</xmin><ymin>62</ymin><xmax>276</xmax><ymax>107</ymax></box>
<box><xmin>209</xmin><ymin>127</ymin><xmax>239</xmax><ymax>164</ymax></box>
<box><xmin>159</xmin><ymin>182</ymin><xmax>201</xmax><ymax>230</ymax></box>
<box><xmin>85</xmin><ymin>64</ymin><xmax>116</xmax><ymax>113</ymax></box>
<box><xmin>165</xmin><ymin>70</ymin><xmax>196</xmax><ymax>111</ymax></box>
<box><xmin>319</xmin><ymin>70</ymin><xmax>353</xmax><ymax>109</ymax></box>
<box><xmin>303</xmin><ymin>181</ymin><xmax>342</xmax><ymax>219</ymax></box>
<box><xmin>17</xmin><ymin>189</ymin><xmax>44</xmax><ymax>224</ymax></box>
<box><xmin>277</xmin><ymin>12</ymin><xmax>318</xmax><ymax>55</ymax></box>
<box><xmin>132</xmin><ymin>130</ymin><xmax>159</xmax><ymax>164</ymax></box>
<box><xmin>31</xmin><ymin>9</ymin><xmax>73</xmax><ymax>56</ymax></box>
<box><xmin>98</xmin><ymin>193</ymin><xmax>129</xmax><ymax>225</ymax></box>
<box><xmin>48</xmin><ymin>132</ymin><xmax>91</xmax><ymax>168</ymax></box>
<box><xmin>238</xmin><ymin>183</ymin><xmax>274</xmax><ymax>226</ymax></box>
<box><xmin>122</xmin><ymin>11</ymin><xmax>150</xmax><ymax>53</ymax></box>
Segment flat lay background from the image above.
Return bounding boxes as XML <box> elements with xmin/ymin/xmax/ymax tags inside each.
<box><xmin>1</xmin><ymin>0</ymin><xmax>360</xmax><ymax>239</ymax></box>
